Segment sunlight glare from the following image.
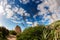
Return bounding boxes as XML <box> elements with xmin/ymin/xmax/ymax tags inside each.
<box><xmin>0</xmin><ymin>24</ymin><xmax>2</xmax><ymax>26</ymax></box>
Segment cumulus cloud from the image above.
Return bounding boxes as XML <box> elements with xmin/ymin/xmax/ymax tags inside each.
<box><xmin>37</xmin><ymin>0</ymin><xmax>60</xmax><ymax>24</ymax></box>
<box><xmin>0</xmin><ymin>0</ymin><xmax>60</xmax><ymax>26</ymax></box>
<box><xmin>0</xmin><ymin>0</ymin><xmax>30</xmax><ymax>20</ymax></box>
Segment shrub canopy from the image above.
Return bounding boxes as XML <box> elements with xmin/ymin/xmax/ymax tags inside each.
<box><xmin>17</xmin><ymin>25</ymin><xmax>52</xmax><ymax>40</ymax></box>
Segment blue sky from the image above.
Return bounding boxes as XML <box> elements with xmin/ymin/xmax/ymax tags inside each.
<box><xmin>0</xmin><ymin>0</ymin><xmax>60</xmax><ymax>30</ymax></box>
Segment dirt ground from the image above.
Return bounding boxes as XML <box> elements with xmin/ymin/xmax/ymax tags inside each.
<box><xmin>7</xmin><ymin>35</ymin><xmax>16</xmax><ymax>40</ymax></box>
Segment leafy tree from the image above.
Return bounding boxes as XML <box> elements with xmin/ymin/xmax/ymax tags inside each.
<box><xmin>0</xmin><ymin>27</ymin><xmax>9</xmax><ymax>40</ymax></box>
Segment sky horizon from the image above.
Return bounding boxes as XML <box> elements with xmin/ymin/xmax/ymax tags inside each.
<box><xmin>0</xmin><ymin>0</ymin><xmax>60</xmax><ymax>30</ymax></box>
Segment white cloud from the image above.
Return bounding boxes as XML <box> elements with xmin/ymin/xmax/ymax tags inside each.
<box><xmin>17</xmin><ymin>8</ymin><xmax>26</xmax><ymax>16</ymax></box>
<box><xmin>0</xmin><ymin>0</ymin><xmax>60</xmax><ymax>25</ymax></box>
<box><xmin>5</xmin><ymin>8</ymin><xmax>14</xmax><ymax>18</ymax></box>
<box><xmin>32</xmin><ymin>0</ymin><xmax>44</xmax><ymax>3</ymax></box>
<box><xmin>25</xmin><ymin>13</ymin><xmax>30</xmax><ymax>16</ymax></box>
<box><xmin>33</xmin><ymin>14</ymin><xmax>37</xmax><ymax>18</ymax></box>
<box><xmin>32</xmin><ymin>21</ymin><xmax>38</xmax><ymax>27</ymax></box>
<box><xmin>37</xmin><ymin>0</ymin><xmax>60</xmax><ymax>24</ymax></box>
<box><xmin>11</xmin><ymin>20</ymin><xmax>21</xmax><ymax>23</ymax></box>
<box><xmin>11</xmin><ymin>16</ymin><xmax>18</xmax><ymax>20</ymax></box>
<box><xmin>17</xmin><ymin>7</ymin><xmax>30</xmax><ymax>16</ymax></box>
<box><xmin>0</xmin><ymin>0</ymin><xmax>13</xmax><ymax>18</ymax></box>
<box><xmin>0</xmin><ymin>0</ymin><xmax>30</xmax><ymax>20</ymax></box>
<box><xmin>5</xmin><ymin>4</ymin><xmax>11</xmax><ymax>9</ymax></box>
<box><xmin>19</xmin><ymin>0</ymin><xmax>29</xmax><ymax>4</ymax></box>
<box><xmin>26</xmin><ymin>21</ymin><xmax>38</xmax><ymax>27</ymax></box>
<box><xmin>11</xmin><ymin>16</ymin><xmax>20</xmax><ymax>21</ymax></box>
<box><xmin>0</xmin><ymin>5</ymin><xmax>4</xmax><ymax>14</ymax></box>
<box><xmin>12</xmin><ymin>7</ymin><xmax>18</xmax><ymax>12</ymax></box>
<box><xmin>37</xmin><ymin>0</ymin><xmax>58</xmax><ymax>13</ymax></box>
<box><xmin>26</xmin><ymin>22</ymin><xmax>32</xmax><ymax>24</ymax></box>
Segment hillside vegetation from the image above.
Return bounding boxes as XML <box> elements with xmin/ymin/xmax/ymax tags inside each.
<box><xmin>17</xmin><ymin>20</ymin><xmax>60</xmax><ymax>40</ymax></box>
<box><xmin>1</xmin><ymin>20</ymin><xmax>60</xmax><ymax>40</ymax></box>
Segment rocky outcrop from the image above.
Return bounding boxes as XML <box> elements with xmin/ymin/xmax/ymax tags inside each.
<box><xmin>15</xmin><ymin>25</ymin><xmax>21</xmax><ymax>34</ymax></box>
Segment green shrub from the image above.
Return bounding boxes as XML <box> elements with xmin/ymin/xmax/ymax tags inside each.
<box><xmin>17</xmin><ymin>25</ymin><xmax>49</xmax><ymax>40</ymax></box>
<box><xmin>9</xmin><ymin>30</ymin><xmax>17</xmax><ymax>35</ymax></box>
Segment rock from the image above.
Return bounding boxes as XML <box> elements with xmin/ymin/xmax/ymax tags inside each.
<box><xmin>15</xmin><ymin>25</ymin><xmax>21</xmax><ymax>34</ymax></box>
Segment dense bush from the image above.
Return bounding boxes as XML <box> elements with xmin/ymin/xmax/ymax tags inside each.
<box><xmin>0</xmin><ymin>37</ymin><xmax>7</xmax><ymax>40</ymax></box>
<box><xmin>17</xmin><ymin>25</ymin><xmax>52</xmax><ymax>40</ymax></box>
<box><xmin>9</xmin><ymin>30</ymin><xmax>17</xmax><ymax>35</ymax></box>
<box><xmin>0</xmin><ymin>27</ymin><xmax>9</xmax><ymax>40</ymax></box>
